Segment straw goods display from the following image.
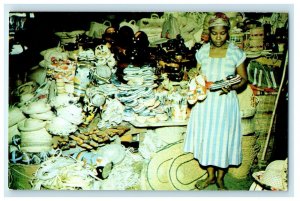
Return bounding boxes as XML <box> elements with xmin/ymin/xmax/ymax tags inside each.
<box><xmin>9</xmin><ymin>107</ymin><xmax>26</xmax><ymax>127</ymax></box>
<box><xmin>18</xmin><ymin>118</ymin><xmax>47</xmax><ymax>132</ymax></box>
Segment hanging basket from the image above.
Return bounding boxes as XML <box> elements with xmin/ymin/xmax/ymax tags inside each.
<box><xmin>9</xmin><ymin>163</ymin><xmax>40</xmax><ymax>190</ymax></box>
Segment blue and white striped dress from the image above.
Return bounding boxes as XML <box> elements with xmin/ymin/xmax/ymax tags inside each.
<box><xmin>183</xmin><ymin>42</ymin><xmax>246</xmax><ymax>168</ymax></box>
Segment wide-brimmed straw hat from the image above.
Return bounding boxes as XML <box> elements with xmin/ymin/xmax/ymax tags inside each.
<box><xmin>169</xmin><ymin>153</ymin><xmax>208</xmax><ymax>190</ymax></box>
<box><xmin>252</xmin><ymin>159</ymin><xmax>288</xmax><ymax>191</ymax></box>
<box><xmin>18</xmin><ymin>118</ymin><xmax>47</xmax><ymax>132</ymax></box>
<box><xmin>9</xmin><ymin>107</ymin><xmax>26</xmax><ymax>127</ymax></box>
<box><xmin>146</xmin><ymin>141</ymin><xmax>207</xmax><ymax>190</ymax></box>
<box><xmin>29</xmin><ymin>110</ymin><xmax>56</xmax><ymax>121</ymax></box>
<box><xmin>20</xmin><ymin>99</ymin><xmax>51</xmax><ymax>115</ymax></box>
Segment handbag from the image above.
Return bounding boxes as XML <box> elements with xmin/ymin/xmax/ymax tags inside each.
<box><xmin>119</xmin><ymin>20</ymin><xmax>139</xmax><ymax>34</ymax></box>
<box><xmin>86</xmin><ymin>20</ymin><xmax>111</xmax><ymax>38</ymax></box>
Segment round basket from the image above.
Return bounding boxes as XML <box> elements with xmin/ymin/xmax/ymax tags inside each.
<box><xmin>256</xmin><ymin>95</ymin><xmax>276</xmax><ymax>113</ymax></box>
<box><xmin>241</xmin><ymin>118</ymin><xmax>255</xmax><ymax>135</ymax></box>
<box><xmin>9</xmin><ymin>163</ymin><xmax>40</xmax><ymax>189</ymax></box>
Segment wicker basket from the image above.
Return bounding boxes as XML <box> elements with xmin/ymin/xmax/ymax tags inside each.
<box><xmin>8</xmin><ymin>163</ymin><xmax>40</xmax><ymax>190</ymax></box>
<box><xmin>253</xmin><ymin>112</ymin><xmax>273</xmax><ymax>133</ymax></box>
<box><xmin>256</xmin><ymin>132</ymin><xmax>275</xmax><ymax>162</ymax></box>
<box><xmin>256</xmin><ymin>95</ymin><xmax>276</xmax><ymax>113</ymax></box>
<box><xmin>228</xmin><ymin>135</ymin><xmax>259</xmax><ymax>179</ymax></box>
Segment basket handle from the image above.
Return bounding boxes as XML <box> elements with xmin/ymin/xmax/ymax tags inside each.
<box><xmin>151</xmin><ymin>13</ymin><xmax>160</xmax><ymax>19</ymax></box>
<box><xmin>103</xmin><ymin>20</ymin><xmax>112</xmax><ymax>27</ymax></box>
<box><xmin>129</xmin><ymin>20</ymin><xmax>136</xmax><ymax>25</ymax></box>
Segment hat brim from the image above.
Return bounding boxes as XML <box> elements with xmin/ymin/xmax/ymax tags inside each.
<box><xmin>252</xmin><ymin>171</ymin><xmax>274</xmax><ymax>190</ymax></box>
<box><xmin>169</xmin><ymin>153</ymin><xmax>208</xmax><ymax>190</ymax></box>
<box><xmin>18</xmin><ymin>120</ymin><xmax>46</xmax><ymax>132</ymax></box>
<box><xmin>146</xmin><ymin>141</ymin><xmax>184</xmax><ymax>190</ymax></box>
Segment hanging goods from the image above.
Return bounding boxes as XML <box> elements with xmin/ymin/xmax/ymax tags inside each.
<box><xmin>86</xmin><ymin>20</ymin><xmax>111</xmax><ymax>38</ymax></box>
<box><xmin>137</xmin><ymin>13</ymin><xmax>164</xmax><ymax>44</ymax></box>
<box><xmin>119</xmin><ymin>20</ymin><xmax>139</xmax><ymax>34</ymax></box>
<box><xmin>162</xmin><ymin>13</ymin><xmax>180</xmax><ymax>39</ymax></box>
<box><xmin>247</xmin><ymin>60</ymin><xmax>278</xmax><ymax>89</ymax></box>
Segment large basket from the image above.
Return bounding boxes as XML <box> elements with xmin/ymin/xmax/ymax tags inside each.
<box><xmin>228</xmin><ymin>134</ymin><xmax>259</xmax><ymax>179</ymax></box>
<box><xmin>256</xmin><ymin>95</ymin><xmax>276</xmax><ymax>113</ymax></box>
<box><xmin>256</xmin><ymin>132</ymin><xmax>275</xmax><ymax>162</ymax></box>
<box><xmin>8</xmin><ymin>163</ymin><xmax>40</xmax><ymax>190</ymax></box>
<box><xmin>253</xmin><ymin>112</ymin><xmax>273</xmax><ymax>133</ymax></box>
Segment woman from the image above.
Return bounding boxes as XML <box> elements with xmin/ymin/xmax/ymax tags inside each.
<box><xmin>183</xmin><ymin>12</ymin><xmax>248</xmax><ymax>190</ymax></box>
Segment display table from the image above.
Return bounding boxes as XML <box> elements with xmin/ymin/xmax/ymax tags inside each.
<box><xmin>129</xmin><ymin>119</ymin><xmax>188</xmax><ymax>128</ymax></box>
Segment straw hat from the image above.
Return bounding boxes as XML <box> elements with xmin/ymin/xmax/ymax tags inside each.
<box><xmin>18</xmin><ymin>118</ymin><xmax>46</xmax><ymax>132</ymax></box>
<box><xmin>8</xmin><ymin>124</ymin><xmax>21</xmax><ymax>144</ymax></box>
<box><xmin>46</xmin><ymin>116</ymin><xmax>77</xmax><ymax>136</ymax></box>
<box><xmin>169</xmin><ymin>153</ymin><xmax>208</xmax><ymax>190</ymax></box>
<box><xmin>20</xmin><ymin>128</ymin><xmax>53</xmax><ymax>153</ymax></box>
<box><xmin>29</xmin><ymin>110</ymin><xmax>56</xmax><ymax>121</ymax></box>
<box><xmin>146</xmin><ymin>141</ymin><xmax>206</xmax><ymax>190</ymax></box>
<box><xmin>20</xmin><ymin>99</ymin><xmax>51</xmax><ymax>115</ymax></box>
<box><xmin>17</xmin><ymin>93</ymin><xmax>35</xmax><ymax>107</ymax></box>
<box><xmin>9</xmin><ymin>107</ymin><xmax>26</xmax><ymax>127</ymax></box>
<box><xmin>252</xmin><ymin>159</ymin><xmax>288</xmax><ymax>191</ymax></box>
<box><xmin>154</xmin><ymin>127</ymin><xmax>185</xmax><ymax>144</ymax></box>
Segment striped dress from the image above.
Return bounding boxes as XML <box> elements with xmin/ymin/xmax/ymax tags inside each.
<box><xmin>183</xmin><ymin>42</ymin><xmax>246</xmax><ymax>168</ymax></box>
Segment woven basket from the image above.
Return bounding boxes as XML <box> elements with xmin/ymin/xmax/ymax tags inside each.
<box><xmin>253</xmin><ymin>112</ymin><xmax>273</xmax><ymax>133</ymax></box>
<box><xmin>256</xmin><ymin>95</ymin><xmax>276</xmax><ymax>113</ymax></box>
<box><xmin>256</xmin><ymin>132</ymin><xmax>275</xmax><ymax>162</ymax></box>
<box><xmin>9</xmin><ymin>163</ymin><xmax>40</xmax><ymax>190</ymax></box>
<box><xmin>241</xmin><ymin>117</ymin><xmax>255</xmax><ymax>135</ymax></box>
<box><xmin>228</xmin><ymin>135</ymin><xmax>259</xmax><ymax>179</ymax></box>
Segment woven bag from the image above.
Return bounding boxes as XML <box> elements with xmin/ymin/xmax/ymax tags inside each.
<box><xmin>86</xmin><ymin>20</ymin><xmax>111</xmax><ymax>38</ymax></box>
<box><xmin>119</xmin><ymin>20</ymin><xmax>139</xmax><ymax>34</ymax></box>
<box><xmin>137</xmin><ymin>13</ymin><xmax>165</xmax><ymax>29</ymax></box>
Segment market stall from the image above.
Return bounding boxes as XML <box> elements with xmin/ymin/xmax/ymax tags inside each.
<box><xmin>8</xmin><ymin>11</ymin><xmax>288</xmax><ymax>191</ymax></box>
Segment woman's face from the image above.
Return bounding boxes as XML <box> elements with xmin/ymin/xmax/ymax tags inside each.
<box><xmin>210</xmin><ymin>26</ymin><xmax>228</xmax><ymax>47</ymax></box>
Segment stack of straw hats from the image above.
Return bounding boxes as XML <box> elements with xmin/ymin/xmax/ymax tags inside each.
<box><xmin>141</xmin><ymin>141</ymin><xmax>207</xmax><ymax>190</ymax></box>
